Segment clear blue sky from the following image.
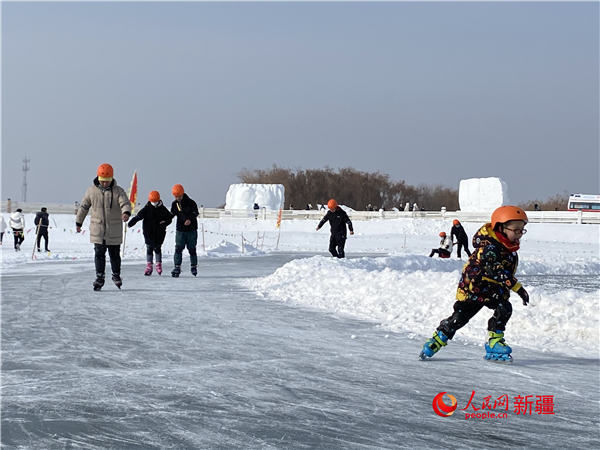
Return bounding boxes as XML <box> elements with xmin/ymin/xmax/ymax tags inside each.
<box><xmin>2</xmin><ymin>1</ymin><xmax>598</xmax><ymax>207</ymax></box>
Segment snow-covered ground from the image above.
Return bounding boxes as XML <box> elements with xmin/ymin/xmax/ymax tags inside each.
<box><xmin>2</xmin><ymin>213</ymin><xmax>599</xmax><ymax>447</ymax></box>
<box><xmin>2</xmin><ymin>213</ymin><xmax>598</xmax><ymax>359</ymax></box>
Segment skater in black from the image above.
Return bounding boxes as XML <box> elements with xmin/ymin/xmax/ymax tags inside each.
<box><xmin>170</xmin><ymin>184</ymin><xmax>199</xmax><ymax>277</ymax></box>
<box><xmin>34</xmin><ymin>207</ymin><xmax>50</xmax><ymax>252</ymax></box>
<box><xmin>9</xmin><ymin>208</ymin><xmax>25</xmax><ymax>251</ymax></box>
<box><xmin>420</xmin><ymin>206</ymin><xmax>530</xmax><ymax>362</ymax></box>
<box><xmin>128</xmin><ymin>190</ymin><xmax>173</xmax><ymax>276</ymax></box>
<box><xmin>316</xmin><ymin>198</ymin><xmax>354</xmax><ymax>258</ymax></box>
<box><xmin>451</xmin><ymin>219</ymin><xmax>471</xmax><ymax>258</ymax></box>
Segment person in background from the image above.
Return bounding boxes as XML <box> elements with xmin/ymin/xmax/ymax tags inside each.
<box><xmin>316</xmin><ymin>198</ymin><xmax>354</xmax><ymax>258</ymax></box>
<box><xmin>34</xmin><ymin>207</ymin><xmax>50</xmax><ymax>252</ymax></box>
<box><xmin>451</xmin><ymin>219</ymin><xmax>471</xmax><ymax>258</ymax></box>
<box><xmin>9</xmin><ymin>208</ymin><xmax>25</xmax><ymax>251</ymax></box>
<box><xmin>76</xmin><ymin>163</ymin><xmax>131</xmax><ymax>291</ymax></box>
<box><xmin>128</xmin><ymin>190</ymin><xmax>173</xmax><ymax>276</ymax></box>
<box><xmin>429</xmin><ymin>231</ymin><xmax>452</xmax><ymax>258</ymax></box>
<box><xmin>170</xmin><ymin>184</ymin><xmax>199</xmax><ymax>278</ymax></box>
<box><xmin>253</xmin><ymin>202</ymin><xmax>260</xmax><ymax>220</ymax></box>
<box><xmin>0</xmin><ymin>214</ymin><xmax>6</xmax><ymax>245</ymax></box>
<box><xmin>404</xmin><ymin>202</ymin><xmax>410</xmax><ymax>212</ymax></box>
<box><xmin>420</xmin><ymin>206</ymin><xmax>530</xmax><ymax>362</ymax></box>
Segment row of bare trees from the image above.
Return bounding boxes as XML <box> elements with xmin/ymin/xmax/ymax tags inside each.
<box><xmin>238</xmin><ymin>166</ymin><xmax>459</xmax><ymax>211</ymax></box>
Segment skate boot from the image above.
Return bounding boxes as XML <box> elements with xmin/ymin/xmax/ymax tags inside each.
<box><xmin>484</xmin><ymin>330</ymin><xmax>512</xmax><ymax>362</ymax></box>
<box><xmin>419</xmin><ymin>331</ymin><xmax>448</xmax><ymax>360</ymax></box>
<box><xmin>111</xmin><ymin>273</ymin><xmax>122</xmax><ymax>289</ymax></box>
<box><xmin>155</xmin><ymin>262</ymin><xmax>162</xmax><ymax>275</ymax></box>
<box><xmin>144</xmin><ymin>262</ymin><xmax>153</xmax><ymax>276</ymax></box>
<box><xmin>171</xmin><ymin>265</ymin><xmax>181</xmax><ymax>278</ymax></box>
<box><xmin>93</xmin><ymin>273</ymin><xmax>105</xmax><ymax>291</ymax></box>
<box><xmin>191</xmin><ymin>265</ymin><xmax>198</xmax><ymax>276</ymax></box>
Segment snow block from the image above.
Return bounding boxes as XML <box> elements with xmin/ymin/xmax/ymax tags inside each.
<box><xmin>459</xmin><ymin>177</ymin><xmax>509</xmax><ymax>212</ymax></box>
<box><xmin>225</xmin><ymin>184</ymin><xmax>285</xmax><ymax>210</ymax></box>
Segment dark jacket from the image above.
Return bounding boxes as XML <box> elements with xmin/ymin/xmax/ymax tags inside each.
<box><xmin>451</xmin><ymin>224</ymin><xmax>469</xmax><ymax>243</ymax></box>
<box><xmin>317</xmin><ymin>208</ymin><xmax>354</xmax><ymax>237</ymax></box>
<box><xmin>170</xmin><ymin>193</ymin><xmax>199</xmax><ymax>232</ymax></box>
<box><xmin>456</xmin><ymin>223</ymin><xmax>522</xmax><ymax>304</ymax></box>
<box><xmin>128</xmin><ymin>201</ymin><xmax>173</xmax><ymax>246</ymax></box>
<box><xmin>34</xmin><ymin>211</ymin><xmax>49</xmax><ymax>227</ymax></box>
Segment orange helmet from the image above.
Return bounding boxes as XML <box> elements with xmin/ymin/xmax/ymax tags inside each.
<box><xmin>453</xmin><ymin>219</ymin><xmax>460</xmax><ymax>226</ymax></box>
<box><xmin>172</xmin><ymin>184</ymin><xmax>184</xmax><ymax>197</ymax></box>
<box><xmin>439</xmin><ymin>231</ymin><xmax>446</xmax><ymax>237</ymax></box>
<box><xmin>327</xmin><ymin>198</ymin><xmax>338</xmax><ymax>210</ymax></box>
<box><xmin>148</xmin><ymin>191</ymin><xmax>160</xmax><ymax>202</ymax></box>
<box><xmin>491</xmin><ymin>206</ymin><xmax>528</xmax><ymax>229</ymax></box>
<box><xmin>97</xmin><ymin>163</ymin><xmax>114</xmax><ymax>181</ymax></box>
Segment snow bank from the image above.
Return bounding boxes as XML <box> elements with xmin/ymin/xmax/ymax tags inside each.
<box><xmin>459</xmin><ymin>177</ymin><xmax>509</xmax><ymax>212</ymax></box>
<box><xmin>225</xmin><ymin>184</ymin><xmax>284</xmax><ymax>210</ymax></box>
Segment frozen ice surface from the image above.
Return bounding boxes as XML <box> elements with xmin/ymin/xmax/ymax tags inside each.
<box><xmin>2</xmin><ymin>255</ymin><xmax>599</xmax><ymax>448</ymax></box>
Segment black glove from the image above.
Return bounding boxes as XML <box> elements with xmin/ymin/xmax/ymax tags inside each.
<box><xmin>517</xmin><ymin>287</ymin><xmax>529</xmax><ymax>306</ymax></box>
<box><xmin>127</xmin><ymin>220</ymin><xmax>134</xmax><ymax>228</ymax></box>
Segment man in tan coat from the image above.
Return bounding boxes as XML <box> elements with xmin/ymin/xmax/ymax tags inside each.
<box><xmin>76</xmin><ymin>163</ymin><xmax>131</xmax><ymax>291</ymax></box>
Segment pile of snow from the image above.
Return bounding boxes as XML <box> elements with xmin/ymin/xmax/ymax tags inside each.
<box><xmin>225</xmin><ymin>184</ymin><xmax>285</xmax><ymax>210</ymax></box>
<box><xmin>459</xmin><ymin>177</ymin><xmax>509</xmax><ymax>212</ymax></box>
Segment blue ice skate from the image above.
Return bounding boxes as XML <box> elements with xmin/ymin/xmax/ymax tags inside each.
<box><xmin>484</xmin><ymin>330</ymin><xmax>513</xmax><ymax>362</ymax></box>
<box><xmin>419</xmin><ymin>331</ymin><xmax>448</xmax><ymax>360</ymax></box>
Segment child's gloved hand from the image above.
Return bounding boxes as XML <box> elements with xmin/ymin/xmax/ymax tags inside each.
<box><xmin>517</xmin><ymin>287</ymin><xmax>529</xmax><ymax>306</ymax></box>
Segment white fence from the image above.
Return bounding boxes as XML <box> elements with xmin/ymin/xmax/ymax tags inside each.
<box><xmin>2</xmin><ymin>201</ymin><xmax>598</xmax><ymax>224</ymax></box>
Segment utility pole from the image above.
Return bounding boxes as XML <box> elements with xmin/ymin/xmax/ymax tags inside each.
<box><xmin>22</xmin><ymin>156</ymin><xmax>30</xmax><ymax>202</ymax></box>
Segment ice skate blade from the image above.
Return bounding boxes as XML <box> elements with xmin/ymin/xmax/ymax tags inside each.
<box><xmin>484</xmin><ymin>354</ymin><xmax>513</xmax><ymax>363</ymax></box>
<box><xmin>418</xmin><ymin>351</ymin><xmax>430</xmax><ymax>361</ymax></box>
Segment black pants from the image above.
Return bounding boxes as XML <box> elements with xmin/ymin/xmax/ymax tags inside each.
<box><xmin>329</xmin><ymin>234</ymin><xmax>347</xmax><ymax>258</ymax></box>
<box><xmin>437</xmin><ymin>299</ymin><xmax>513</xmax><ymax>340</ymax></box>
<box><xmin>146</xmin><ymin>244</ymin><xmax>162</xmax><ymax>263</ymax></box>
<box><xmin>429</xmin><ymin>248</ymin><xmax>451</xmax><ymax>258</ymax></box>
<box><xmin>94</xmin><ymin>243</ymin><xmax>121</xmax><ymax>276</ymax></box>
<box><xmin>456</xmin><ymin>240</ymin><xmax>471</xmax><ymax>258</ymax></box>
<box><xmin>12</xmin><ymin>229</ymin><xmax>24</xmax><ymax>249</ymax></box>
<box><xmin>37</xmin><ymin>229</ymin><xmax>49</xmax><ymax>251</ymax></box>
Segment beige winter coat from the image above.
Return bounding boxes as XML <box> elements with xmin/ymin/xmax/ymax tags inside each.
<box><xmin>76</xmin><ymin>178</ymin><xmax>132</xmax><ymax>245</ymax></box>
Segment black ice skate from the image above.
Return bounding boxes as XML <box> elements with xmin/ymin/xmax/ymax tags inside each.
<box><xmin>171</xmin><ymin>265</ymin><xmax>181</xmax><ymax>278</ymax></box>
<box><xmin>191</xmin><ymin>265</ymin><xmax>198</xmax><ymax>276</ymax></box>
<box><xmin>93</xmin><ymin>273</ymin><xmax>105</xmax><ymax>291</ymax></box>
<box><xmin>111</xmin><ymin>273</ymin><xmax>122</xmax><ymax>289</ymax></box>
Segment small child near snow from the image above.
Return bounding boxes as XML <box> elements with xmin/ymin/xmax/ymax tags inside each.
<box><xmin>428</xmin><ymin>231</ymin><xmax>452</xmax><ymax>258</ymax></box>
<box><xmin>420</xmin><ymin>206</ymin><xmax>530</xmax><ymax>362</ymax></box>
<box><xmin>127</xmin><ymin>191</ymin><xmax>173</xmax><ymax>276</ymax></box>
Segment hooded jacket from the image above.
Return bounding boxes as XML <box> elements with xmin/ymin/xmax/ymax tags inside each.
<box><xmin>34</xmin><ymin>211</ymin><xmax>49</xmax><ymax>228</ymax></box>
<box><xmin>170</xmin><ymin>193</ymin><xmax>199</xmax><ymax>232</ymax></box>
<box><xmin>451</xmin><ymin>223</ymin><xmax>469</xmax><ymax>244</ymax></box>
<box><xmin>9</xmin><ymin>211</ymin><xmax>25</xmax><ymax>230</ymax></box>
<box><xmin>128</xmin><ymin>201</ymin><xmax>173</xmax><ymax>246</ymax></box>
<box><xmin>456</xmin><ymin>223</ymin><xmax>522</xmax><ymax>303</ymax></box>
<box><xmin>76</xmin><ymin>177</ymin><xmax>132</xmax><ymax>245</ymax></box>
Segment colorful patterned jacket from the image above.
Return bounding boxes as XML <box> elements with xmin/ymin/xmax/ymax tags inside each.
<box><xmin>456</xmin><ymin>223</ymin><xmax>523</xmax><ymax>303</ymax></box>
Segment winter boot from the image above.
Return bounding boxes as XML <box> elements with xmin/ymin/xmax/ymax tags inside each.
<box><xmin>171</xmin><ymin>265</ymin><xmax>181</xmax><ymax>278</ymax></box>
<box><xmin>144</xmin><ymin>262</ymin><xmax>153</xmax><ymax>276</ymax></box>
<box><xmin>93</xmin><ymin>273</ymin><xmax>105</xmax><ymax>291</ymax></box>
<box><xmin>191</xmin><ymin>265</ymin><xmax>198</xmax><ymax>276</ymax></box>
<box><xmin>484</xmin><ymin>330</ymin><xmax>512</xmax><ymax>362</ymax></box>
<box><xmin>112</xmin><ymin>273</ymin><xmax>122</xmax><ymax>289</ymax></box>
<box><xmin>419</xmin><ymin>331</ymin><xmax>449</xmax><ymax>360</ymax></box>
<box><xmin>155</xmin><ymin>262</ymin><xmax>162</xmax><ymax>275</ymax></box>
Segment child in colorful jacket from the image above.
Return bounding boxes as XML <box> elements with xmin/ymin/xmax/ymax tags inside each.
<box><xmin>127</xmin><ymin>191</ymin><xmax>173</xmax><ymax>276</ymax></box>
<box><xmin>420</xmin><ymin>206</ymin><xmax>530</xmax><ymax>362</ymax></box>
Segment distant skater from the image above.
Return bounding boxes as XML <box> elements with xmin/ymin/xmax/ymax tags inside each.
<box><xmin>170</xmin><ymin>184</ymin><xmax>199</xmax><ymax>277</ymax></box>
<box><xmin>34</xmin><ymin>207</ymin><xmax>50</xmax><ymax>252</ymax></box>
<box><xmin>128</xmin><ymin>190</ymin><xmax>173</xmax><ymax>276</ymax></box>
<box><xmin>429</xmin><ymin>232</ymin><xmax>452</xmax><ymax>258</ymax></box>
<box><xmin>9</xmin><ymin>208</ymin><xmax>25</xmax><ymax>251</ymax></box>
<box><xmin>451</xmin><ymin>219</ymin><xmax>471</xmax><ymax>258</ymax></box>
<box><xmin>316</xmin><ymin>198</ymin><xmax>354</xmax><ymax>258</ymax></box>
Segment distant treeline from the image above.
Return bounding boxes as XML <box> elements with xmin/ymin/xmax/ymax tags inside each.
<box><xmin>238</xmin><ymin>166</ymin><xmax>459</xmax><ymax>211</ymax></box>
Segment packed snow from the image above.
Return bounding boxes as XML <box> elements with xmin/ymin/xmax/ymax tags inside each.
<box><xmin>224</xmin><ymin>183</ymin><xmax>285</xmax><ymax>210</ymax></box>
<box><xmin>1</xmin><ymin>212</ymin><xmax>598</xmax><ymax>359</ymax></box>
<box><xmin>459</xmin><ymin>177</ymin><xmax>509</xmax><ymax>212</ymax></box>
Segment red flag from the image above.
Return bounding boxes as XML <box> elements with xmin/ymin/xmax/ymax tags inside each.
<box><xmin>129</xmin><ymin>171</ymin><xmax>138</xmax><ymax>214</ymax></box>
<box><xmin>276</xmin><ymin>208</ymin><xmax>282</xmax><ymax>228</ymax></box>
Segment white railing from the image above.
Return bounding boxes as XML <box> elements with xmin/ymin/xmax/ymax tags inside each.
<box><xmin>1</xmin><ymin>201</ymin><xmax>598</xmax><ymax>224</ymax></box>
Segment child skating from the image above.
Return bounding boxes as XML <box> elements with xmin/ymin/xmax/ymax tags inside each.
<box><xmin>420</xmin><ymin>206</ymin><xmax>530</xmax><ymax>362</ymax></box>
<box><xmin>127</xmin><ymin>190</ymin><xmax>173</xmax><ymax>276</ymax></box>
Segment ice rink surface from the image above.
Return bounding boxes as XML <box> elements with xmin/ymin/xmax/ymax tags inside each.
<box><xmin>2</xmin><ymin>254</ymin><xmax>598</xmax><ymax>449</ymax></box>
